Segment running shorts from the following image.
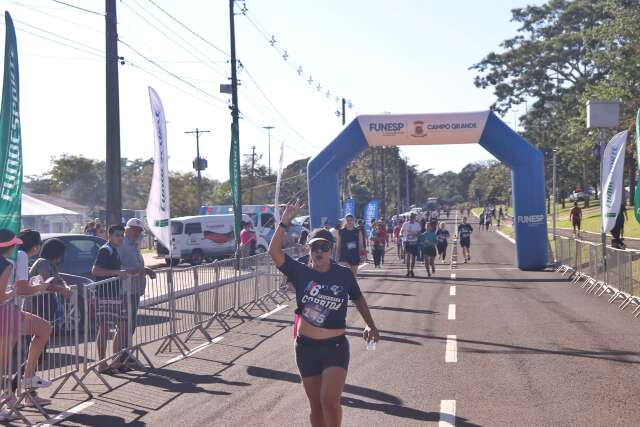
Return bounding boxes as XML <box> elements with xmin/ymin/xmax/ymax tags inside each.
<box><xmin>295</xmin><ymin>335</ymin><xmax>350</xmax><ymax>378</ymax></box>
<box><xmin>404</xmin><ymin>242</ymin><xmax>419</xmax><ymax>256</ymax></box>
<box><xmin>423</xmin><ymin>245</ymin><xmax>437</xmax><ymax>257</ymax></box>
<box><xmin>339</xmin><ymin>250</ymin><xmax>360</xmax><ymax>266</ymax></box>
<box><xmin>573</xmin><ymin>220</ymin><xmax>581</xmax><ymax>229</ymax></box>
<box><xmin>460</xmin><ymin>238</ymin><xmax>471</xmax><ymax>248</ymax></box>
<box><xmin>437</xmin><ymin>241</ymin><xmax>448</xmax><ymax>254</ymax></box>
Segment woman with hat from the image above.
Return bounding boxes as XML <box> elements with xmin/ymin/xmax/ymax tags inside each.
<box><xmin>269</xmin><ymin>201</ymin><xmax>379</xmax><ymax>427</ymax></box>
<box><xmin>0</xmin><ymin>229</ymin><xmax>53</xmax><ymax>420</ymax></box>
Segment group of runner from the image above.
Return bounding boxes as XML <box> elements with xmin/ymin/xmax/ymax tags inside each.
<box><xmin>478</xmin><ymin>206</ymin><xmax>505</xmax><ymax>231</ymax></box>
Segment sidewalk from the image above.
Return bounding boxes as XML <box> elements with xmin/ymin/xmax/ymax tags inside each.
<box><xmin>143</xmin><ymin>251</ymin><xmax>168</xmax><ymax>269</ymax></box>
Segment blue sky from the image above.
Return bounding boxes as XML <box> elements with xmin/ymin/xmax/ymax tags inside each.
<box><xmin>1</xmin><ymin>0</ymin><xmax>539</xmax><ymax>182</ymax></box>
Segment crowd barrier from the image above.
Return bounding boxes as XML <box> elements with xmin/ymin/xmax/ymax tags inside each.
<box><xmin>554</xmin><ymin>236</ymin><xmax>640</xmax><ymax>316</ymax></box>
<box><xmin>0</xmin><ymin>245</ymin><xmax>305</xmax><ymax>424</ymax></box>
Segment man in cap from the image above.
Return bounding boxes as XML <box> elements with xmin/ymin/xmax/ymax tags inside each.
<box><xmin>114</xmin><ymin>218</ymin><xmax>156</xmax><ymax>371</ymax></box>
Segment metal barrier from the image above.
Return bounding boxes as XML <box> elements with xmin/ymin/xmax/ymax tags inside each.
<box><xmin>1</xmin><ymin>246</ymin><xmax>304</xmax><ymax>423</ymax></box>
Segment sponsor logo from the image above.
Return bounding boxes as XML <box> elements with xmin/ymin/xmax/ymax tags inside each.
<box><xmin>517</xmin><ymin>214</ymin><xmax>545</xmax><ymax>225</ymax></box>
<box><xmin>1</xmin><ymin>49</ymin><xmax>21</xmax><ymax>203</ymax></box>
<box><xmin>411</xmin><ymin>121</ymin><xmax>427</xmax><ymax>137</ymax></box>
<box><xmin>368</xmin><ymin>122</ymin><xmax>405</xmax><ymax>134</ymax></box>
<box><xmin>426</xmin><ymin>122</ymin><xmax>478</xmax><ymax>131</ymax></box>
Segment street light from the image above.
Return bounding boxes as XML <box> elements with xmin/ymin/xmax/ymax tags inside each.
<box><xmin>262</xmin><ymin>126</ymin><xmax>275</xmax><ymax>175</ymax></box>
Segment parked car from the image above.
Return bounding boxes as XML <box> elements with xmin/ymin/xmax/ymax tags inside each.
<box><xmin>39</xmin><ymin>233</ymin><xmax>107</xmax><ymax>332</ymax></box>
<box><xmin>165</xmin><ymin>214</ymin><xmax>254</xmax><ymax>266</ymax></box>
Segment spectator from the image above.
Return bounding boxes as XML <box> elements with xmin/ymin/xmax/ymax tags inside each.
<box><xmin>91</xmin><ymin>225</ymin><xmax>129</xmax><ymax>374</ymax></box>
<box><xmin>95</xmin><ymin>223</ymin><xmax>106</xmax><ymax>240</ymax></box>
<box><xmin>84</xmin><ymin>221</ymin><xmax>96</xmax><ymax>236</ymax></box>
<box><xmin>0</xmin><ymin>230</ymin><xmax>53</xmax><ymax>421</ymax></box>
<box><xmin>113</xmin><ymin>218</ymin><xmax>156</xmax><ymax>371</ymax></box>
<box><xmin>239</xmin><ymin>221</ymin><xmax>256</xmax><ymax>258</ymax></box>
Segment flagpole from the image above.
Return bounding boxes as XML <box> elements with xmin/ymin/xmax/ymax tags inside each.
<box><xmin>599</xmin><ymin>128</ymin><xmax>607</xmax><ymax>280</ymax></box>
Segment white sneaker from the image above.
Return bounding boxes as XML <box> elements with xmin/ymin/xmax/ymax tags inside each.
<box><xmin>24</xmin><ymin>375</ymin><xmax>52</xmax><ymax>389</ymax></box>
<box><xmin>0</xmin><ymin>407</ymin><xmax>18</xmax><ymax>422</ymax></box>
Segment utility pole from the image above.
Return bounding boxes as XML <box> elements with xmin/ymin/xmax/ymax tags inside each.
<box><xmin>105</xmin><ymin>0</ymin><xmax>122</xmax><ymax>226</ymax></box>
<box><xmin>185</xmin><ymin>128</ymin><xmax>210</xmax><ymax>211</ymax></box>
<box><xmin>250</xmin><ymin>146</ymin><xmax>256</xmax><ymax>204</ymax></box>
<box><xmin>341</xmin><ymin>98</ymin><xmax>346</xmax><ymax>126</ymax></box>
<box><xmin>262</xmin><ymin>126</ymin><xmax>275</xmax><ymax>174</ymax></box>
<box><xmin>229</xmin><ymin>0</ymin><xmax>241</xmax><ymax>201</ymax></box>
<box><xmin>552</xmin><ymin>147</ymin><xmax>558</xmax><ymax>239</ymax></box>
<box><xmin>405</xmin><ymin>157</ymin><xmax>410</xmax><ymax>210</ymax></box>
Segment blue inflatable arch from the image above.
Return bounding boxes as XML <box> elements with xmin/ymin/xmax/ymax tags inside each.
<box><xmin>307</xmin><ymin>111</ymin><xmax>548</xmax><ymax>270</ymax></box>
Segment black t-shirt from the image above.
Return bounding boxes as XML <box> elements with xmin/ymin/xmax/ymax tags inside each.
<box><xmin>93</xmin><ymin>242</ymin><xmax>122</xmax><ymax>297</ymax></box>
<box><xmin>339</xmin><ymin>228</ymin><xmax>360</xmax><ymax>254</ymax></box>
<box><xmin>458</xmin><ymin>223</ymin><xmax>473</xmax><ymax>240</ymax></box>
<box><xmin>436</xmin><ymin>229</ymin><xmax>450</xmax><ymax>243</ymax></box>
<box><xmin>278</xmin><ymin>254</ymin><xmax>362</xmax><ymax>329</ymax></box>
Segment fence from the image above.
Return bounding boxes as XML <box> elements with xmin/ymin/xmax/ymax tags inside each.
<box><xmin>554</xmin><ymin>236</ymin><xmax>640</xmax><ymax>315</ymax></box>
<box><xmin>0</xmin><ymin>245</ymin><xmax>305</xmax><ymax>424</ymax></box>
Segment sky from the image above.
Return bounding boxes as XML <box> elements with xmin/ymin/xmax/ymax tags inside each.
<box><xmin>1</xmin><ymin>0</ymin><xmax>538</xmax><ymax>184</ymax></box>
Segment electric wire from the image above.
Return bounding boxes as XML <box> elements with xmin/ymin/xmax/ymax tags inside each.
<box><xmin>49</xmin><ymin>0</ymin><xmax>104</xmax><ymax>16</ymax></box>
<box><xmin>9</xmin><ymin>0</ymin><xmax>104</xmax><ymax>34</ymax></box>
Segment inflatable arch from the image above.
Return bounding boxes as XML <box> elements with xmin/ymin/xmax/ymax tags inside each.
<box><xmin>307</xmin><ymin>111</ymin><xmax>548</xmax><ymax>270</ymax></box>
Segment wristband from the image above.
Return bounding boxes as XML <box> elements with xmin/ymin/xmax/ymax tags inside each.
<box><xmin>279</xmin><ymin>221</ymin><xmax>290</xmax><ymax>230</ymax></box>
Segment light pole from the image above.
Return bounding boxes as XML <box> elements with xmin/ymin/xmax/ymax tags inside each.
<box><xmin>552</xmin><ymin>147</ymin><xmax>558</xmax><ymax>239</ymax></box>
<box><xmin>263</xmin><ymin>126</ymin><xmax>275</xmax><ymax>175</ymax></box>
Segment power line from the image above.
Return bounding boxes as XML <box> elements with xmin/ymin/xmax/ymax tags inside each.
<box><xmin>49</xmin><ymin>0</ymin><xmax>104</xmax><ymax>16</ymax></box>
<box><xmin>118</xmin><ymin>38</ymin><xmax>229</xmax><ymax>106</ymax></box>
<box><xmin>9</xmin><ymin>0</ymin><xmax>104</xmax><ymax>33</ymax></box>
<box><xmin>120</xmin><ymin>0</ymin><xmax>228</xmax><ymax>79</ymax></box>
<box><xmin>12</xmin><ymin>17</ymin><xmax>104</xmax><ymax>55</ymax></box>
<box><xmin>145</xmin><ymin>0</ymin><xmax>230</xmax><ymax>57</ymax></box>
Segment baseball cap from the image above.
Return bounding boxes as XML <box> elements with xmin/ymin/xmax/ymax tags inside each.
<box><xmin>307</xmin><ymin>228</ymin><xmax>334</xmax><ymax>245</ymax></box>
<box><xmin>126</xmin><ymin>218</ymin><xmax>144</xmax><ymax>229</ymax></box>
<box><xmin>0</xmin><ymin>229</ymin><xmax>22</xmax><ymax>248</ymax></box>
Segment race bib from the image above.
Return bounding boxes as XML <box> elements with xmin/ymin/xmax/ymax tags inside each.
<box><xmin>302</xmin><ymin>303</ymin><xmax>330</xmax><ymax>327</ymax></box>
<box><xmin>347</xmin><ymin>242</ymin><xmax>357</xmax><ymax>250</ymax></box>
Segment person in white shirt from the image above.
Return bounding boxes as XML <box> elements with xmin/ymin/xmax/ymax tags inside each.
<box><xmin>400</xmin><ymin>213</ymin><xmax>421</xmax><ymax>278</ymax></box>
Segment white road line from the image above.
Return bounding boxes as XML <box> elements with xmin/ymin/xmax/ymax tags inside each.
<box><xmin>448</xmin><ymin>304</ymin><xmax>456</xmax><ymax>320</ymax></box>
<box><xmin>496</xmin><ymin>229</ymin><xmax>516</xmax><ymax>244</ymax></box>
<box><xmin>449</xmin><ymin>285</ymin><xmax>456</xmax><ymax>296</ymax></box>
<box><xmin>445</xmin><ymin>335</ymin><xmax>458</xmax><ymax>363</ymax></box>
<box><xmin>453</xmin><ymin>267</ymin><xmax>519</xmax><ymax>271</ymax></box>
<box><xmin>164</xmin><ymin>336</ymin><xmax>224</xmax><ymax>366</ymax></box>
<box><xmin>450</xmin><ymin>273</ymin><xmax>456</xmax><ymax>280</ymax></box>
<box><xmin>258</xmin><ymin>304</ymin><xmax>288</xmax><ymax>319</ymax></box>
<box><xmin>439</xmin><ymin>400</ymin><xmax>456</xmax><ymax>426</ymax></box>
<box><xmin>36</xmin><ymin>401</ymin><xmax>95</xmax><ymax>427</ymax></box>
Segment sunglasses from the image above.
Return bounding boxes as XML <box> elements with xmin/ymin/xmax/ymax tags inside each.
<box><xmin>310</xmin><ymin>241</ymin><xmax>332</xmax><ymax>252</ymax></box>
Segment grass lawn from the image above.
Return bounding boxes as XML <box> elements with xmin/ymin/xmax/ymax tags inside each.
<box><xmin>552</xmin><ymin>199</ymin><xmax>640</xmax><ymax>238</ymax></box>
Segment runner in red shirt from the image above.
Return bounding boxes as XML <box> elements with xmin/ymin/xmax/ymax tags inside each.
<box><xmin>569</xmin><ymin>202</ymin><xmax>582</xmax><ymax>236</ymax></box>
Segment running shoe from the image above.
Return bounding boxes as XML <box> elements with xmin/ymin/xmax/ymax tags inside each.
<box><xmin>0</xmin><ymin>407</ymin><xmax>17</xmax><ymax>422</ymax></box>
<box><xmin>432</xmin><ymin>266</ymin><xmax>436</xmax><ymax>274</ymax></box>
<box><xmin>24</xmin><ymin>375</ymin><xmax>52</xmax><ymax>389</ymax></box>
<box><xmin>405</xmin><ymin>271</ymin><xmax>410</xmax><ymax>278</ymax></box>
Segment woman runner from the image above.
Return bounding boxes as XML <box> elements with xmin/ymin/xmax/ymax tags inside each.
<box><xmin>419</xmin><ymin>223</ymin><xmax>438</xmax><ymax>277</ymax></box>
<box><xmin>400</xmin><ymin>213</ymin><xmax>421</xmax><ymax>277</ymax></box>
<box><xmin>336</xmin><ymin>214</ymin><xmax>364</xmax><ymax>277</ymax></box>
<box><xmin>436</xmin><ymin>222</ymin><xmax>450</xmax><ymax>263</ymax></box>
<box><xmin>270</xmin><ymin>201</ymin><xmax>379</xmax><ymax>427</ymax></box>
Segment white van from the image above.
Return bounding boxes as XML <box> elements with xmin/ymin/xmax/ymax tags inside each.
<box><xmin>167</xmin><ymin>214</ymin><xmax>253</xmax><ymax>265</ymax></box>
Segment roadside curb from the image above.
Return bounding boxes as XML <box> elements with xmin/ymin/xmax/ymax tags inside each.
<box><xmin>495</xmin><ymin>229</ymin><xmax>515</xmax><ymax>244</ymax></box>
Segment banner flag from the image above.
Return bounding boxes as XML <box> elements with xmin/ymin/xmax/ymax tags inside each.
<box><xmin>0</xmin><ymin>12</ymin><xmax>22</xmax><ymax>238</ymax></box>
<box><xmin>146</xmin><ymin>87</ymin><xmax>171</xmax><ymax>250</ymax></box>
<box><xmin>635</xmin><ymin>109</ymin><xmax>640</xmax><ymax>223</ymax></box>
<box><xmin>229</xmin><ymin>123</ymin><xmax>242</xmax><ymax>247</ymax></box>
<box><xmin>341</xmin><ymin>198</ymin><xmax>355</xmax><ymax>219</ymax></box>
<box><xmin>601</xmin><ymin>130</ymin><xmax>628</xmax><ymax>232</ymax></box>
<box><xmin>364</xmin><ymin>200</ymin><xmax>380</xmax><ymax>237</ymax></box>
<box><xmin>274</xmin><ymin>139</ymin><xmax>285</xmax><ymax>225</ymax></box>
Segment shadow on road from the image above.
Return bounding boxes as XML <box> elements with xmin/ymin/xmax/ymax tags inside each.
<box><xmin>363</xmin><ymin>290</ymin><xmax>415</xmax><ymax>297</ymax></box>
<box><xmin>355</xmin><ymin>305</ymin><xmax>440</xmax><ymax>316</ymax></box>
<box><xmin>245</xmin><ymin>366</ymin><xmax>404</xmax><ymax>405</ymax></box>
<box><xmin>452</xmin><ymin>277</ymin><xmax>565</xmax><ymax>283</ymax></box>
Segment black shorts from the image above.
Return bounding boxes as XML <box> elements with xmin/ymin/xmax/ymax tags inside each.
<box><xmin>404</xmin><ymin>242</ymin><xmax>419</xmax><ymax>256</ymax></box>
<box><xmin>573</xmin><ymin>220</ymin><xmax>581</xmax><ymax>229</ymax></box>
<box><xmin>339</xmin><ymin>251</ymin><xmax>360</xmax><ymax>266</ymax></box>
<box><xmin>437</xmin><ymin>241</ymin><xmax>448</xmax><ymax>253</ymax></box>
<box><xmin>460</xmin><ymin>238</ymin><xmax>471</xmax><ymax>248</ymax></box>
<box><xmin>295</xmin><ymin>335</ymin><xmax>350</xmax><ymax>378</ymax></box>
<box><xmin>423</xmin><ymin>245</ymin><xmax>437</xmax><ymax>257</ymax></box>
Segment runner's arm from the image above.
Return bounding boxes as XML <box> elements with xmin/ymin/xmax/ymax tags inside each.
<box><xmin>353</xmin><ymin>296</ymin><xmax>379</xmax><ymax>342</ymax></box>
<box><xmin>268</xmin><ymin>201</ymin><xmax>301</xmax><ymax>268</ymax></box>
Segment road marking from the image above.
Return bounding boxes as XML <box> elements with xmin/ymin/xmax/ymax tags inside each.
<box><xmin>36</xmin><ymin>401</ymin><xmax>95</xmax><ymax>427</ymax></box>
<box><xmin>448</xmin><ymin>304</ymin><xmax>456</xmax><ymax>320</ymax></box>
<box><xmin>453</xmin><ymin>267</ymin><xmax>519</xmax><ymax>271</ymax></box>
<box><xmin>439</xmin><ymin>400</ymin><xmax>456</xmax><ymax>426</ymax></box>
<box><xmin>496</xmin><ymin>229</ymin><xmax>515</xmax><ymax>244</ymax></box>
<box><xmin>258</xmin><ymin>304</ymin><xmax>288</xmax><ymax>319</ymax></box>
<box><xmin>164</xmin><ymin>336</ymin><xmax>224</xmax><ymax>366</ymax></box>
<box><xmin>358</xmin><ymin>262</ymin><xmax>368</xmax><ymax>270</ymax></box>
<box><xmin>449</xmin><ymin>285</ymin><xmax>456</xmax><ymax>296</ymax></box>
<box><xmin>445</xmin><ymin>335</ymin><xmax>457</xmax><ymax>363</ymax></box>
<box><xmin>450</xmin><ymin>273</ymin><xmax>456</xmax><ymax>280</ymax></box>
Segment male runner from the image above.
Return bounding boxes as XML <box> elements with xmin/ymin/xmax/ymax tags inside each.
<box><xmin>458</xmin><ymin>217</ymin><xmax>473</xmax><ymax>263</ymax></box>
<box><xmin>570</xmin><ymin>202</ymin><xmax>582</xmax><ymax>236</ymax></box>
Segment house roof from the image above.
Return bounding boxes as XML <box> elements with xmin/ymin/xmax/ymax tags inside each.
<box><xmin>22</xmin><ymin>193</ymin><xmax>80</xmax><ymax>216</ymax></box>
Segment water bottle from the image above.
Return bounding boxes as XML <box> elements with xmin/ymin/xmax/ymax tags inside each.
<box><xmin>366</xmin><ymin>340</ymin><xmax>376</xmax><ymax>351</ymax></box>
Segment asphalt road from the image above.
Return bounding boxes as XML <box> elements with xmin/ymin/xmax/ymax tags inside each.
<box><xmin>28</xmin><ymin>215</ymin><xmax>640</xmax><ymax>426</ymax></box>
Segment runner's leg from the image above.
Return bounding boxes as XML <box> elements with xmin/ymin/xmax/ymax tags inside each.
<box><xmin>301</xmin><ymin>375</ymin><xmax>325</xmax><ymax>427</ymax></box>
<box><xmin>320</xmin><ymin>367</ymin><xmax>348</xmax><ymax>427</ymax></box>
<box><xmin>20</xmin><ymin>312</ymin><xmax>52</xmax><ymax>378</ymax></box>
